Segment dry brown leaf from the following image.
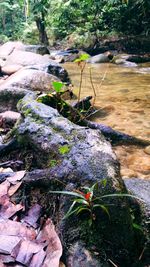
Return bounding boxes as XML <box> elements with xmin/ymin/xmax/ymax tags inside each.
<box><xmin>0</xmin><ymin>220</ymin><xmax>36</xmax><ymax>240</ymax></box>
<box><xmin>0</xmin><ymin>201</ymin><xmax>23</xmax><ymax>219</ymax></box>
<box><xmin>0</xmin><ymin>235</ymin><xmax>21</xmax><ymax>254</ymax></box>
<box><xmin>0</xmin><ymin>180</ymin><xmax>10</xmax><ymax>198</ymax></box>
<box><xmin>22</xmin><ymin>204</ymin><xmax>42</xmax><ymax>229</ymax></box>
<box><xmin>0</xmin><ymin>259</ymin><xmax>6</xmax><ymax>267</ymax></box>
<box><xmin>15</xmin><ymin>240</ymin><xmax>44</xmax><ymax>266</ymax></box>
<box><xmin>0</xmin><ymin>168</ymin><xmax>13</xmax><ymax>173</ymax></box>
<box><xmin>37</xmin><ymin>219</ymin><xmax>62</xmax><ymax>267</ymax></box>
<box><xmin>8</xmin><ymin>182</ymin><xmax>22</xmax><ymax>197</ymax></box>
<box><xmin>0</xmin><ymin>254</ymin><xmax>15</xmax><ymax>263</ymax></box>
<box><xmin>7</xmin><ymin>171</ymin><xmax>26</xmax><ymax>184</ymax></box>
<box><xmin>28</xmin><ymin>248</ymin><xmax>46</xmax><ymax>267</ymax></box>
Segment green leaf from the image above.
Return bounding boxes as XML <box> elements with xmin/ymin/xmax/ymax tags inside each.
<box><xmin>74</xmin><ymin>199</ymin><xmax>89</xmax><ymax>205</ymax></box>
<box><xmin>74</xmin><ymin>54</ymin><xmax>90</xmax><ymax>62</ymax></box>
<box><xmin>48</xmin><ymin>190</ymin><xmax>85</xmax><ymax>199</ymax></box>
<box><xmin>101</xmin><ymin>179</ymin><xmax>107</xmax><ymax>187</ymax></box>
<box><xmin>133</xmin><ymin>223</ymin><xmax>143</xmax><ymax>231</ymax></box>
<box><xmin>64</xmin><ymin>200</ymin><xmax>76</xmax><ymax>218</ymax></box>
<box><xmin>63</xmin><ymin>206</ymin><xmax>82</xmax><ymax>219</ymax></box>
<box><xmin>100</xmin><ymin>193</ymin><xmax>144</xmax><ymax>202</ymax></box>
<box><xmin>52</xmin><ymin>81</ymin><xmax>64</xmax><ymax>93</ymax></box>
<box><xmin>76</xmin><ymin>207</ymin><xmax>90</xmax><ymax>215</ymax></box>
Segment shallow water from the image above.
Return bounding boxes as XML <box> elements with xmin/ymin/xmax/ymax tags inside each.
<box><xmin>64</xmin><ymin>62</ymin><xmax>150</xmax><ymax>179</ymax></box>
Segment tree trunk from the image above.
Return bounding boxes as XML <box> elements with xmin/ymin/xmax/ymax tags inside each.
<box><xmin>35</xmin><ymin>12</ymin><xmax>49</xmax><ymax>46</ymax></box>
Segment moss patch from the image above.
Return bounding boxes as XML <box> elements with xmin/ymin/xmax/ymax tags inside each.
<box><xmin>59</xmin><ymin>144</ymin><xmax>70</xmax><ymax>155</ymax></box>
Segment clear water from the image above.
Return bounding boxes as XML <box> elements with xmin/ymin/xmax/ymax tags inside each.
<box><xmin>64</xmin><ymin>62</ymin><xmax>150</xmax><ymax>179</ymax></box>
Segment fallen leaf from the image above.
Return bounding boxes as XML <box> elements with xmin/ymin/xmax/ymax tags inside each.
<box><xmin>22</xmin><ymin>204</ymin><xmax>42</xmax><ymax>228</ymax></box>
<box><xmin>38</xmin><ymin>219</ymin><xmax>62</xmax><ymax>267</ymax></box>
<box><xmin>7</xmin><ymin>171</ymin><xmax>26</xmax><ymax>184</ymax></box>
<box><xmin>0</xmin><ymin>180</ymin><xmax>10</xmax><ymax>198</ymax></box>
<box><xmin>29</xmin><ymin>249</ymin><xmax>46</xmax><ymax>267</ymax></box>
<box><xmin>8</xmin><ymin>182</ymin><xmax>22</xmax><ymax>197</ymax></box>
<box><xmin>0</xmin><ymin>168</ymin><xmax>13</xmax><ymax>173</ymax></box>
<box><xmin>0</xmin><ymin>235</ymin><xmax>21</xmax><ymax>254</ymax></box>
<box><xmin>0</xmin><ymin>201</ymin><xmax>23</xmax><ymax>219</ymax></box>
<box><xmin>0</xmin><ymin>220</ymin><xmax>36</xmax><ymax>240</ymax></box>
<box><xmin>15</xmin><ymin>240</ymin><xmax>44</xmax><ymax>266</ymax></box>
<box><xmin>0</xmin><ymin>259</ymin><xmax>5</xmax><ymax>266</ymax></box>
<box><xmin>0</xmin><ymin>254</ymin><xmax>15</xmax><ymax>263</ymax></box>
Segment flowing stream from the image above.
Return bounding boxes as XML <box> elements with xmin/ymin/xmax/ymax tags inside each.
<box><xmin>64</xmin><ymin>62</ymin><xmax>150</xmax><ymax>179</ymax></box>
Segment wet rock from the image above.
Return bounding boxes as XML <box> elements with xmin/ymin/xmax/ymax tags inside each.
<box><xmin>87</xmin><ymin>52</ymin><xmax>113</xmax><ymax>64</ymax></box>
<box><xmin>113</xmin><ymin>58</ymin><xmax>137</xmax><ymax>67</ymax></box>
<box><xmin>144</xmin><ymin>146</ymin><xmax>150</xmax><ymax>155</ymax></box>
<box><xmin>127</xmin><ymin>55</ymin><xmax>150</xmax><ymax>64</ymax></box>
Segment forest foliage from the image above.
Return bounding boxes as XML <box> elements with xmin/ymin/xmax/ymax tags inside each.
<box><xmin>0</xmin><ymin>0</ymin><xmax>150</xmax><ymax>45</ymax></box>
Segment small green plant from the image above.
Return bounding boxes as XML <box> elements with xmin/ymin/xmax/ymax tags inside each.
<box><xmin>52</xmin><ymin>81</ymin><xmax>64</xmax><ymax>93</ymax></box>
<box><xmin>49</xmin><ymin>181</ymin><xmax>143</xmax><ymax>226</ymax></box>
<box><xmin>74</xmin><ymin>54</ymin><xmax>90</xmax><ymax>103</ymax></box>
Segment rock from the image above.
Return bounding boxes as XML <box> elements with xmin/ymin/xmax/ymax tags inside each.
<box><xmin>113</xmin><ymin>58</ymin><xmax>137</xmax><ymax>67</ymax></box>
<box><xmin>13</xmin><ymin>93</ymin><xmax>138</xmax><ymax>266</ymax></box>
<box><xmin>124</xmin><ymin>178</ymin><xmax>150</xmax><ymax>265</ymax></box>
<box><xmin>3</xmin><ymin>50</ymin><xmax>70</xmax><ymax>83</ymax></box>
<box><xmin>1</xmin><ymin>64</ymin><xmax>22</xmax><ymax>75</ymax></box>
<box><xmin>0</xmin><ymin>68</ymin><xmax>68</xmax><ymax>112</ymax></box>
<box><xmin>0</xmin><ymin>86</ymin><xmax>29</xmax><ymax>112</ymax></box>
<box><xmin>0</xmin><ymin>68</ymin><xmax>60</xmax><ymax>91</ymax></box>
<box><xmin>17</xmin><ymin>44</ymin><xmax>50</xmax><ymax>55</ymax></box>
<box><xmin>144</xmin><ymin>146</ymin><xmax>150</xmax><ymax>155</ymax></box>
<box><xmin>0</xmin><ymin>59</ymin><xmax>5</xmax><ymax>67</ymax></box>
<box><xmin>127</xmin><ymin>55</ymin><xmax>150</xmax><ymax>63</ymax></box>
<box><xmin>0</xmin><ymin>111</ymin><xmax>21</xmax><ymax>127</ymax></box>
<box><xmin>67</xmin><ymin>242</ymin><xmax>108</xmax><ymax>267</ymax></box>
<box><xmin>0</xmin><ymin>41</ymin><xmax>24</xmax><ymax>59</ymax></box>
<box><xmin>87</xmin><ymin>52</ymin><xmax>113</xmax><ymax>64</ymax></box>
<box><xmin>4</xmin><ymin>50</ymin><xmax>56</xmax><ymax>67</ymax></box>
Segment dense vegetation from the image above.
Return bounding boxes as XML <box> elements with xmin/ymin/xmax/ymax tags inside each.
<box><xmin>0</xmin><ymin>0</ymin><xmax>150</xmax><ymax>46</ymax></box>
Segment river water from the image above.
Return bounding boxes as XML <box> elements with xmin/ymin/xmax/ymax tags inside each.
<box><xmin>64</xmin><ymin>62</ymin><xmax>150</xmax><ymax>179</ymax></box>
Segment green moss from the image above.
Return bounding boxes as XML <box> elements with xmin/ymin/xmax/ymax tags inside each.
<box><xmin>59</xmin><ymin>144</ymin><xmax>70</xmax><ymax>155</ymax></box>
<box><xmin>48</xmin><ymin>159</ymin><xmax>59</xmax><ymax>167</ymax></box>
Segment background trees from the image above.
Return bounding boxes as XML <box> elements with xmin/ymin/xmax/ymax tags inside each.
<box><xmin>0</xmin><ymin>0</ymin><xmax>149</xmax><ymax>45</ymax></box>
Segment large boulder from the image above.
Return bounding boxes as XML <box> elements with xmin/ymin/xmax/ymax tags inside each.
<box><xmin>8</xmin><ymin>93</ymin><xmax>139</xmax><ymax>267</ymax></box>
<box><xmin>0</xmin><ymin>41</ymin><xmax>24</xmax><ymax>59</ymax></box>
<box><xmin>0</xmin><ymin>68</ymin><xmax>70</xmax><ymax>112</ymax></box>
<box><xmin>3</xmin><ymin>50</ymin><xmax>70</xmax><ymax>83</ymax></box>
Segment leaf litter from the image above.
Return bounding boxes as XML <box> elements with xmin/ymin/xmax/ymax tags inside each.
<box><xmin>0</xmin><ymin>169</ymin><xmax>63</xmax><ymax>266</ymax></box>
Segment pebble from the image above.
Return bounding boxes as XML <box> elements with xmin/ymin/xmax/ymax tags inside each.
<box><xmin>144</xmin><ymin>146</ymin><xmax>150</xmax><ymax>155</ymax></box>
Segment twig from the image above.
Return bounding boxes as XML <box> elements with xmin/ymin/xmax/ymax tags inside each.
<box><xmin>108</xmin><ymin>258</ymin><xmax>119</xmax><ymax>267</ymax></box>
<box><xmin>78</xmin><ymin>62</ymin><xmax>86</xmax><ymax>103</ymax></box>
<box><xmin>98</xmin><ymin>63</ymin><xmax>109</xmax><ymax>89</ymax></box>
<box><xmin>139</xmin><ymin>247</ymin><xmax>145</xmax><ymax>260</ymax></box>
